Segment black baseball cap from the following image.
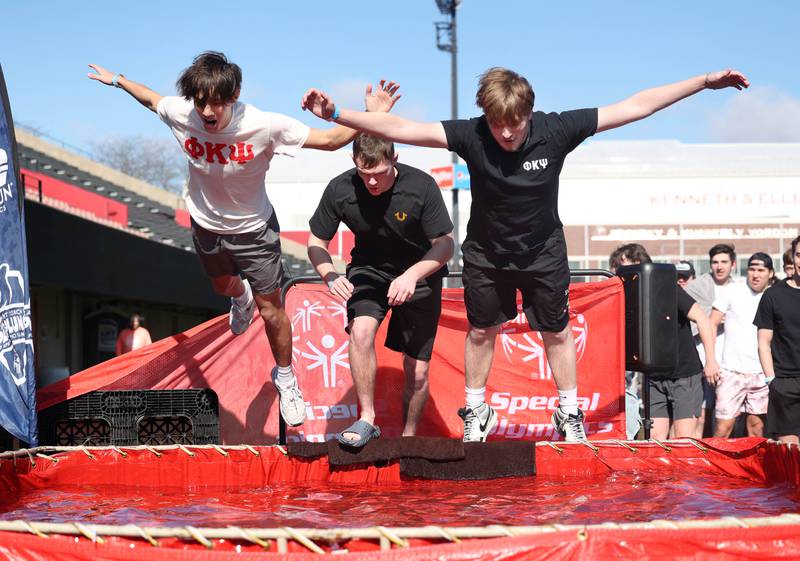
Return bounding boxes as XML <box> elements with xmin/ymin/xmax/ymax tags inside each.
<box><xmin>748</xmin><ymin>252</ymin><xmax>774</xmax><ymax>270</ymax></box>
<box><xmin>676</xmin><ymin>261</ymin><xmax>696</xmax><ymax>279</ymax></box>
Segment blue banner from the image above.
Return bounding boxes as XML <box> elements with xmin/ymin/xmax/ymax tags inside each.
<box><xmin>453</xmin><ymin>163</ymin><xmax>470</xmax><ymax>190</ymax></box>
<box><xmin>0</xmin><ymin>64</ymin><xmax>37</xmax><ymax>446</ymax></box>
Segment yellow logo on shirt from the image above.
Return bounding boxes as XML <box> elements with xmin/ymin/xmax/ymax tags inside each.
<box><xmin>394</xmin><ymin>211</ymin><xmax>407</xmax><ymax>222</ymax></box>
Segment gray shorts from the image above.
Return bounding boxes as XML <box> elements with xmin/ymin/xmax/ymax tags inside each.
<box><xmin>191</xmin><ymin>211</ymin><xmax>284</xmax><ymax>295</ymax></box>
<box><xmin>649</xmin><ymin>373</ymin><xmax>703</xmax><ymax>420</ymax></box>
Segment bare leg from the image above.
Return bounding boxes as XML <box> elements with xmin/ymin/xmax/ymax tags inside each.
<box><xmin>211</xmin><ymin>275</ymin><xmax>246</xmax><ymax>298</ymax></box>
<box><xmin>402</xmin><ymin>355</ymin><xmax>430</xmax><ymax>436</ymax></box>
<box><xmin>672</xmin><ymin>417</ymin><xmax>698</xmax><ymax>438</ymax></box>
<box><xmin>343</xmin><ymin>317</ymin><xmax>380</xmax><ymax>441</ymax></box>
<box><xmin>714</xmin><ymin>417</ymin><xmax>736</xmax><ymax>438</ymax></box>
<box><xmin>651</xmin><ymin>417</ymin><xmax>670</xmax><ymax>440</ymax></box>
<box><xmin>694</xmin><ymin>409</ymin><xmax>706</xmax><ymax>439</ymax></box>
<box><xmin>745</xmin><ymin>414</ymin><xmax>765</xmax><ymax>437</ymax></box>
<box><xmin>542</xmin><ymin>325</ymin><xmax>577</xmax><ymax>392</ymax></box>
<box><xmin>253</xmin><ymin>290</ymin><xmax>292</xmax><ymax>366</ymax></box>
<box><xmin>464</xmin><ymin>324</ymin><xmax>500</xmax><ymax>389</ymax></box>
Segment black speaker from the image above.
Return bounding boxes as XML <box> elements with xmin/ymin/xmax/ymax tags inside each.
<box><xmin>617</xmin><ymin>263</ymin><xmax>678</xmax><ymax>373</ymax></box>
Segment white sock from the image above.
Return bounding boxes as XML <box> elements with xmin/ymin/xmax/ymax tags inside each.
<box><xmin>465</xmin><ymin>386</ymin><xmax>486</xmax><ymax>410</ymax></box>
<box><xmin>274</xmin><ymin>365</ymin><xmax>295</xmax><ymax>388</ymax></box>
<box><xmin>558</xmin><ymin>388</ymin><xmax>578</xmax><ymax>415</ymax></box>
<box><xmin>233</xmin><ymin>279</ymin><xmax>252</xmax><ymax>305</ymax></box>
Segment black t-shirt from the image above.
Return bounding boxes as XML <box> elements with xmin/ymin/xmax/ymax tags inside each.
<box><xmin>753</xmin><ymin>279</ymin><xmax>800</xmax><ymax>378</ymax></box>
<box><xmin>652</xmin><ymin>287</ymin><xmax>703</xmax><ymax>380</ymax></box>
<box><xmin>441</xmin><ymin>108</ymin><xmax>597</xmax><ymax>270</ymax></box>
<box><xmin>309</xmin><ymin>162</ymin><xmax>453</xmax><ymax>278</ymax></box>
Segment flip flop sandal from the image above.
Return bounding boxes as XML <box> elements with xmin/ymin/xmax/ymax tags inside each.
<box><xmin>337</xmin><ymin>420</ymin><xmax>381</xmax><ymax>448</ymax></box>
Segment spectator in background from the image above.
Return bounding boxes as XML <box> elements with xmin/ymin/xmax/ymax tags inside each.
<box><xmin>115</xmin><ymin>314</ymin><xmax>152</xmax><ymax>355</ymax></box>
<box><xmin>783</xmin><ymin>248</ymin><xmax>795</xmax><ymax>279</ymax></box>
<box><xmin>608</xmin><ymin>246</ymin><xmax>626</xmax><ymax>273</ymax></box>
<box><xmin>685</xmin><ymin>243</ymin><xmax>737</xmax><ymax>436</ymax></box>
<box><xmin>609</xmin><ymin>243</ymin><xmax>653</xmax><ymax>439</ymax></box>
<box><xmin>676</xmin><ymin>260</ymin><xmax>696</xmax><ymax>290</ymax></box>
<box><xmin>755</xmin><ymin>236</ymin><xmax>800</xmax><ymax>443</ymax></box>
<box><xmin>609</xmin><ymin>243</ymin><xmax>651</xmax><ymax>274</ymax></box>
<box><xmin>709</xmin><ymin>253</ymin><xmax>773</xmax><ymax>437</ymax></box>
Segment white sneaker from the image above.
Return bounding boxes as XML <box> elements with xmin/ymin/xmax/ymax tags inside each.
<box><xmin>271</xmin><ymin>367</ymin><xmax>306</xmax><ymax>426</ymax></box>
<box><xmin>551</xmin><ymin>407</ymin><xmax>587</xmax><ymax>441</ymax></box>
<box><xmin>229</xmin><ymin>281</ymin><xmax>255</xmax><ymax>335</ymax></box>
<box><xmin>458</xmin><ymin>403</ymin><xmax>498</xmax><ymax>442</ymax></box>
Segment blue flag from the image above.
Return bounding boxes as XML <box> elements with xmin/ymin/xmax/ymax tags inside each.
<box><xmin>0</xmin><ymin>64</ymin><xmax>37</xmax><ymax>446</ymax></box>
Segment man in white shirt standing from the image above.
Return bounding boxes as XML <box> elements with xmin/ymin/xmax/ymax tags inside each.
<box><xmin>708</xmin><ymin>253</ymin><xmax>774</xmax><ymax>437</ymax></box>
<box><xmin>686</xmin><ymin>243</ymin><xmax>737</xmax><ymax>437</ymax></box>
<box><xmin>87</xmin><ymin>52</ymin><xmax>399</xmax><ymax>428</ymax></box>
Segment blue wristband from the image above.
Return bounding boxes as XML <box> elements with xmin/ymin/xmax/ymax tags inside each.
<box><xmin>111</xmin><ymin>73</ymin><xmax>124</xmax><ymax>88</ymax></box>
<box><xmin>330</xmin><ymin>106</ymin><xmax>340</xmax><ymax>121</ymax></box>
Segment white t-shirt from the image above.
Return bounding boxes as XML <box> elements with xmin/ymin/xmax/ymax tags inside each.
<box><xmin>687</xmin><ymin>273</ymin><xmax>741</xmax><ymax>366</ymax></box>
<box><xmin>712</xmin><ymin>281</ymin><xmax>765</xmax><ymax>373</ymax></box>
<box><xmin>157</xmin><ymin>96</ymin><xmax>310</xmax><ymax>234</ymax></box>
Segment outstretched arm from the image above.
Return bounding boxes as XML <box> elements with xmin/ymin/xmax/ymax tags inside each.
<box><xmin>597</xmin><ymin>69</ymin><xmax>749</xmax><ymax>133</ymax></box>
<box><xmin>87</xmin><ymin>64</ymin><xmax>163</xmax><ymax>112</ymax></box>
<box><xmin>304</xmin><ymin>80</ymin><xmax>403</xmax><ymax>151</ymax></box>
<box><xmin>302</xmin><ymin>87</ymin><xmax>448</xmax><ymax>149</ymax></box>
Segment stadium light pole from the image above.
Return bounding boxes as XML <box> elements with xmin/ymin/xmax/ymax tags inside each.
<box><xmin>435</xmin><ymin>0</ymin><xmax>460</xmax><ymax>271</ymax></box>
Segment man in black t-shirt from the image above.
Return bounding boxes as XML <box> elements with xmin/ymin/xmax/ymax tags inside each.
<box><xmin>301</xmin><ymin>68</ymin><xmax>748</xmax><ymax>442</ymax></box>
<box><xmin>308</xmin><ymin>134</ymin><xmax>454</xmax><ymax>447</ymax></box>
<box><xmin>755</xmin><ymin>235</ymin><xmax>800</xmax><ymax>443</ymax></box>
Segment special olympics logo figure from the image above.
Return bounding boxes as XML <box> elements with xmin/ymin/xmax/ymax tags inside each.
<box><xmin>500</xmin><ymin>312</ymin><xmax>589</xmax><ymax>380</ymax></box>
<box><xmin>301</xmin><ymin>334</ymin><xmax>349</xmax><ymax>389</ymax></box>
<box><xmin>292</xmin><ymin>299</ymin><xmax>324</xmax><ymax>333</ymax></box>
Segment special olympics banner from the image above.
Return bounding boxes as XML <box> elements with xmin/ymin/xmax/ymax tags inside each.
<box><xmin>0</xmin><ymin>65</ymin><xmax>37</xmax><ymax>445</ymax></box>
<box><xmin>285</xmin><ymin>278</ymin><xmax>625</xmax><ymax>442</ymax></box>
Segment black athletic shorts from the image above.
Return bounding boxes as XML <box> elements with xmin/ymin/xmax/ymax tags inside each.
<box><xmin>767</xmin><ymin>377</ymin><xmax>800</xmax><ymax>439</ymax></box>
<box><xmin>462</xmin><ymin>229</ymin><xmax>570</xmax><ymax>332</ymax></box>
<box><xmin>191</xmin><ymin>211</ymin><xmax>284</xmax><ymax>295</ymax></box>
<box><xmin>346</xmin><ymin>265</ymin><xmax>442</xmax><ymax>361</ymax></box>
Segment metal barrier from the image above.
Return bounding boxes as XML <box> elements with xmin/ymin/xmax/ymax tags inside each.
<box><xmin>276</xmin><ymin>269</ymin><xmax>616</xmax><ymax>444</ymax></box>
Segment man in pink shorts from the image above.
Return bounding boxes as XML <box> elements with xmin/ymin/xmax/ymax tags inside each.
<box><xmin>709</xmin><ymin>253</ymin><xmax>774</xmax><ymax>437</ymax></box>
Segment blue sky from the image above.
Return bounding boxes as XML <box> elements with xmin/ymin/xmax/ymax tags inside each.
<box><xmin>4</xmin><ymin>0</ymin><xmax>799</xmax><ymax>153</ymax></box>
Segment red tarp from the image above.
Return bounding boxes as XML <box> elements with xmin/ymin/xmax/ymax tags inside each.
<box><xmin>0</xmin><ymin>439</ymin><xmax>799</xmax><ymax>560</ymax></box>
<box><xmin>37</xmin><ymin>279</ymin><xmax>625</xmax><ymax>443</ymax></box>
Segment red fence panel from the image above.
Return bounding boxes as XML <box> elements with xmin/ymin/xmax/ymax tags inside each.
<box><xmin>285</xmin><ymin>277</ymin><xmax>625</xmax><ymax>442</ymax></box>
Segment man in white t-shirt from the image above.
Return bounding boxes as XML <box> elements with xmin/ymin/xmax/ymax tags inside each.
<box><xmin>709</xmin><ymin>253</ymin><xmax>774</xmax><ymax>437</ymax></box>
<box><xmin>88</xmin><ymin>52</ymin><xmax>399</xmax><ymax>428</ymax></box>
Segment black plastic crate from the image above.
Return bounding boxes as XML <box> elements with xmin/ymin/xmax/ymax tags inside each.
<box><xmin>39</xmin><ymin>389</ymin><xmax>220</xmax><ymax>446</ymax></box>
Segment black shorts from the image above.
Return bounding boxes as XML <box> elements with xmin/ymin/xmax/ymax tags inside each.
<box><xmin>462</xmin><ymin>229</ymin><xmax>570</xmax><ymax>332</ymax></box>
<box><xmin>767</xmin><ymin>377</ymin><xmax>800</xmax><ymax>439</ymax></box>
<box><xmin>346</xmin><ymin>265</ymin><xmax>442</xmax><ymax>361</ymax></box>
<box><xmin>191</xmin><ymin>212</ymin><xmax>284</xmax><ymax>295</ymax></box>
